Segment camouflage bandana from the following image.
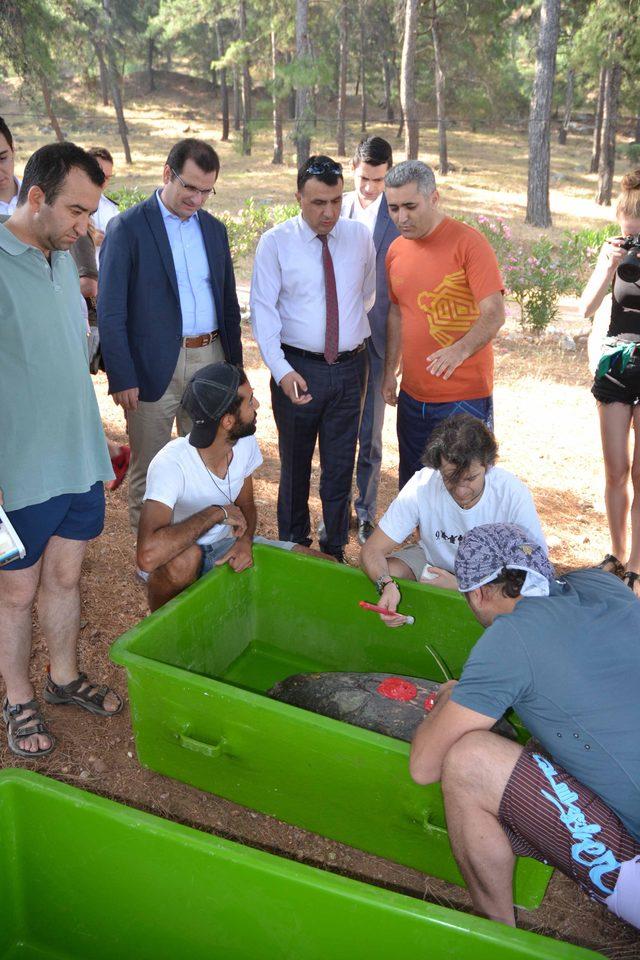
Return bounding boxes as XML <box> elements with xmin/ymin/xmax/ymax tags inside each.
<box><xmin>455</xmin><ymin>523</ymin><xmax>555</xmax><ymax>597</ymax></box>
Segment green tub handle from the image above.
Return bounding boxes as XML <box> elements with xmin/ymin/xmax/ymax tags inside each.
<box><xmin>177</xmin><ymin>731</ymin><xmax>227</xmax><ymax>759</ymax></box>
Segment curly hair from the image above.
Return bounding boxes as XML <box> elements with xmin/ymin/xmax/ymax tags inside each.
<box><xmin>422</xmin><ymin>413</ymin><xmax>498</xmax><ymax>484</ymax></box>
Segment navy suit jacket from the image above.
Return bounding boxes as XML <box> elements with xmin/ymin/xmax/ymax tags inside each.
<box><xmin>341</xmin><ymin>191</ymin><xmax>399</xmax><ymax>358</ymax></box>
<box><xmin>97</xmin><ymin>192</ymin><xmax>243</xmax><ymax>402</ymax></box>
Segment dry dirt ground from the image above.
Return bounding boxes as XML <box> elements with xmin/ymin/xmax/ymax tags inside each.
<box><xmin>1</xmin><ymin>70</ymin><xmax>639</xmax><ymax>958</ymax></box>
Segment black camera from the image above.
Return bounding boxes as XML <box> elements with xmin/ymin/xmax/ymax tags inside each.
<box><xmin>617</xmin><ymin>234</ymin><xmax>640</xmax><ymax>283</ymax></box>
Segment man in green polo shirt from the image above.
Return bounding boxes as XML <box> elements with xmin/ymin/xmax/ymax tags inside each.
<box><xmin>0</xmin><ymin>142</ymin><xmax>122</xmax><ymax>759</ymax></box>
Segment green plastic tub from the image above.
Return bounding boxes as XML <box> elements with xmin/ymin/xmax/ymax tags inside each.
<box><xmin>111</xmin><ymin>546</ymin><xmax>553</xmax><ymax>909</ymax></box>
<box><xmin>0</xmin><ymin>770</ymin><xmax>600</xmax><ymax>960</ymax></box>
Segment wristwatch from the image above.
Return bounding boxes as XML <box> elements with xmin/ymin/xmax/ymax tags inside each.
<box><xmin>375</xmin><ymin>574</ymin><xmax>399</xmax><ymax>596</ymax></box>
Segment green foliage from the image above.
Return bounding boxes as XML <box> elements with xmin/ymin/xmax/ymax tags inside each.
<box><xmin>218</xmin><ymin>198</ymin><xmax>299</xmax><ymax>260</ymax></box>
<box><xmin>467</xmin><ymin>216</ymin><xmax>620</xmax><ymax>333</ymax></box>
<box><xmin>623</xmin><ymin>143</ymin><xmax>640</xmax><ymax>165</ymax></box>
<box><xmin>108</xmin><ymin>185</ymin><xmax>148</xmax><ymax>209</ymax></box>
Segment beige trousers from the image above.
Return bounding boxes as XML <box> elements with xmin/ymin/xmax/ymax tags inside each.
<box><xmin>126</xmin><ymin>338</ymin><xmax>225</xmax><ymax>532</ymax></box>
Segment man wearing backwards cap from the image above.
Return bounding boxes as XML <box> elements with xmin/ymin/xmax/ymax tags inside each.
<box><xmin>136</xmin><ymin>362</ymin><xmax>299</xmax><ymax>610</ymax></box>
<box><xmin>410</xmin><ymin>523</ymin><xmax>640</xmax><ymax>931</ymax></box>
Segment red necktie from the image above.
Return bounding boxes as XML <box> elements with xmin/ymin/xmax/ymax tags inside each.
<box><xmin>317</xmin><ymin>234</ymin><xmax>339</xmax><ymax>364</ymax></box>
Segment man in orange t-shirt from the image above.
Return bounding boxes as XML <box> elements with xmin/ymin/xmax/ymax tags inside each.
<box><xmin>382</xmin><ymin>160</ymin><xmax>504</xmax><ymax>487</ymax></box>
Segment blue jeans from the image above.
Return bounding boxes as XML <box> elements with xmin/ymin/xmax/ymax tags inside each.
<box><xmin>397</xmin><ymin>391</ymin><xmax>494</xmax><ymax>489</ymax></box>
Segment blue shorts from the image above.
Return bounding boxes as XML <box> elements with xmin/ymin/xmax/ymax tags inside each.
<box><xmin>2</xmin><ymin>482</ymin><xmax>105</xmax><ymax>570</ymax></box>
<box><xmin>199</xmin><ymin>535</ymin><xmax>295</xmax><ymax>577</ymax></box>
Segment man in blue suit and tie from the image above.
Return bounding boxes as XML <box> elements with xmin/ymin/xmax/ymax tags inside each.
<box><xmin>341</xmin><ymin>137</ymin><xmax>399</xmax><ymax>544</ymax></box>
<box><xmin>98</xmin><ymin>138</ymin><xmax>243</xmax><ymax>531</ymax></box>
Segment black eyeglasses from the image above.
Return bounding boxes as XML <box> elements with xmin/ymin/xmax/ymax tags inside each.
<box><xmin>305</xmin><ymin>159</ymin><xmax>343</xmax><ymax>177</ymax></box>
<box><xmin>170</xmin><ymin>167</ymin><xmax>216</xmax><ymax>197</ymax></box>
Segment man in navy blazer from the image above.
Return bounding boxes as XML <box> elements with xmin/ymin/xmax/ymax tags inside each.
<box><xmin>98</xmin><ymin>138</ymin><xmax>243</xmax><ymax>531</ymax></box>
<box><xmin>341</xmin><ymin>137</ymin><xmax>399</xmax><ymax>545</ymax></box>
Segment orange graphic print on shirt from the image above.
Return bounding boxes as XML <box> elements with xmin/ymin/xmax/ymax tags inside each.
<box><xmin>386</xmin><ymin>217</ymin><xmax>503</xmax><ymax>403</ymax></box>
<box><xmin>417</xmin><ymin>269</ymin><xmax>479</xmax><ymax>348</ymax></box>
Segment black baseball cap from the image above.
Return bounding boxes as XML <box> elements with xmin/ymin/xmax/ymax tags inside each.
<box><xmin>181</xmin><ymin>362</ymin><xmax>242</xmax><ymax>448</ymax></box>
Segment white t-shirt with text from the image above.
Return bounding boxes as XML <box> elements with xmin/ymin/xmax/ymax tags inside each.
<box><xmin>144</xmin><ymin>435</ymin><xmax>263</xmax><ymax>546</ymax></box>
<box><xmin>379</xmin><ymin>466</ymin><xmax>546</xmax><ymax>572</ymax></box>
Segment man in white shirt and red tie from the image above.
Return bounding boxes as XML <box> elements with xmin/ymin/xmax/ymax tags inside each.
<box><xmin>251</xmin><ymin>156</ymin><xmax>376</xmax><ymax>562</ymax></box>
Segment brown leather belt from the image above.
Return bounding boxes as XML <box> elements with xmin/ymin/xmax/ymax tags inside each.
<box><xmin>182</xmin><ymin>331</ymin><xmax>218</xmax><ymax>348</ymax></box>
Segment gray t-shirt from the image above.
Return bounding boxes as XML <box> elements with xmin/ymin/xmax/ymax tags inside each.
<box><xmin>0</xmin><ymin>223</ymin><xmax>113</xmax><ymax>511</ymax></box>
<box><xmin>451</xmin><ymin>569</ymin><xmax>640</xmax><ymax>841</ymax></box>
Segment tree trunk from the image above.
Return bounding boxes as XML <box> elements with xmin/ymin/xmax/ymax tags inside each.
<box><xmin>147</xmin><ymin>37</ymin><xmax>155</xmax><ymax>93</ymax></box>
<box><xmin>633</xmin><ymin>110</ymin><xmax>640</xmax><ymax>144</ymax></box>
<box><xmin>215</xmin><ymin>22</ymin><xmax>230</xmax><ymax>141</ymax></box>
<box><xmin>336</xmin><ymin>0</ymin><xmax>348</xmax><ymax>155</ymax></box>
<box><xmin>596</xmin><ymin>62</ymin><xmax>622</xmax><ymax>206</ymax></box>
<box><xmin>525</xmin><ymin>0</ymin><xmax>560</xmax><ymax>227</ymax></box>
<box><xmin>431</xmin><ymin>3</ymin><xmax>448</xmax><ymax>175</ymax></box>
<box><xmin>102</xmin><ymin>0</ymin><xmax>132</xmax><ymax>163</ymax></box>
<box><xmin>40</xmin><ymin>76</ymin><xmax>64</xmax><ymax>141</ymax></box>
<box><xmin>233</xmin><ymin>66</ymin><xmax>241</xmax><ymax>131</ymax></box>
<box><xmin>590</xmin><ymin>65</ymin><xmax>606</xmax><ymax>174</ymax></box>
<box><xmin>107</xmin><ymin>57</ymin><xmax>132</xmax><ymax>163</ymax></box>
<box><xmin>238</xmin><ymin>0</ymin><xmax>251</xmax><ymax>155</ymax></box>
<box><xmin>557</xmin><ymin>67</ymin><xmax>574</xmax><ymax>145</ymax></box>
<box><xmin>383</xmin><ymin>51</ymin><xmax>394</xmax><ymax>123</ymax></box>
<box><xmin>95</xmin><ymin>42</ymin><xmax>109</xmax><ymax>106</ymax></box>
<box><xmin>271</xmin><ymin>29</ymin><xmax>284</xmax><ymax>164</ymax></box>
<box><xmin>397</xmin><ymin>104</ymin><xmax>405</xmax><ymax>140</ymax></box>
<box><xmin>400</xmin><ymin>0</ymin><xmax>420</xmax><ymax>159</ymax></box>
<box><xmin>294</xmin><ymin>0</ymin><xmax>312</xmax><ymax>166</ymax></box>
<box><xmin>359</xmin><ymin>1</ymin><xmax>367</xmax><ymax>133</ymax></box>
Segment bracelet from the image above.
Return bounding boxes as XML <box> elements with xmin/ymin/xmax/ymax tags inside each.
<box><xmin>375</xmin><ymin>574</ymin><xmax>399</xmax><ymax>596</ymax></box>
<box><xmin>219</xmin><ymin>504</ymin><xmax>229</xmax><ymax>522</ymax></box>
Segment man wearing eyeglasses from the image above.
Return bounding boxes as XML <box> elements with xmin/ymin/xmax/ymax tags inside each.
<box><xmin>98</xmin><ymin>138</ymin><xmax>243</xmax><ymax>532</ymax></box>
<box><xmin>251</xmin><ymin>155</ymin><xmax>376</xmax><ymax>562</ymax></box>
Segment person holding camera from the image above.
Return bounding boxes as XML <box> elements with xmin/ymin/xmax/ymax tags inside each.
<box><xmin>582</xmin><ymin>170</ymin><xmax>640</xmax><ymax>594</ymax></box>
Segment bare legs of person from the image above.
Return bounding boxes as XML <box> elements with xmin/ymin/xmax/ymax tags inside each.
<box><xmin>147</xmin><ymin>543</ymin><xmax>339</xmax><ymax>612</ymax></box>
<box><xmin>626</xmin><ymin>407</ymin><xmax>640</xmax><ymax>594</ymax></box>
<box><xmin>0</xmin><ymin>535</ymin><xmax>120</xmax><ymax>754</ymax></box>
<box><xmin>147</xmin><ymin>544</ymin><xmax>203</xmax><ymax>612</ymax></box>
<box><xmin>598</xmin><ymin>402</ymin><xmax>640</xmax><ymax>595</ymax></box>
<box><xmin>441</xmin><ymin>730</ymin><xmax>523</xmax><ymax>925</ymax></box>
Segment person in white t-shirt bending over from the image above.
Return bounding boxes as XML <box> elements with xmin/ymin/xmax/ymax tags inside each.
<box><xmin>137</xmin><ymin>362</ymin><xmax>303</xmax><ymax>611</ymax></box>
<box><xmin>361</xmin><ymin>414</ymin><xmax>546</xmax><ymax>625</ymax></box>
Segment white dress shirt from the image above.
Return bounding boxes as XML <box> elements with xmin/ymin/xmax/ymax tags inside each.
<box><xmin>0</xmin><ymin>177</ymin><xmax>21</xmax><ymax>216</ymax></box>
<box><xmin>156</xmin><ymin>189</ymin><xmax>217</xmax><ymax>337</ymax></box>
<box><xmin>250</xmin><ymin>213</ymin><xmax>376</xmax><ymax>384</ymax></box>
<box><xmin>351</xmin><ymin>191</ymin><xmax>382</xmax><ymax>234</ymax></box>
<box><xmin>93</xmin><ymin>193</ymin><xmax>119</xmax><ymax>266</ymax></box>
<box><xmin>93</xmin><ymin>193</ymin><xmax>119</xmax><ymax>234</ymax></box>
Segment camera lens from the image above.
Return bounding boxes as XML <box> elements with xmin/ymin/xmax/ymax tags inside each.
<box><xmin>618</xmin><ymin>251</ymin><xmax>640</xmax><ymax>284</ymax></box>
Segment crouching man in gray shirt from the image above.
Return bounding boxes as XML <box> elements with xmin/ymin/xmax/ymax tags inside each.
<box><xmin>410</xmin><ymin>522</ymin><xmax>640</xmax><ymax>931</ymax></box>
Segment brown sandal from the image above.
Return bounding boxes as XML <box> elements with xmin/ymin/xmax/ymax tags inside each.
<box><xmin>2</xmin><ymin>697</ymin><xmax>56</xmax><ymax>758</ymax></box>
<box><xmin>597</xmin><ymin>554</ymin><xmax>625</xmax><ymax>579</ymax></box>
<box><xmin>623</xmin><ymin>571</ymin><xmax>640</xmax><ymax>596</ymax></box>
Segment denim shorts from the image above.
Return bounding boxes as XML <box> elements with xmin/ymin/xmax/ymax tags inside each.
<box><xmin>200</xmin><ymin>535</ymin><xmax>295</xmax><ymax>577</ymax></box>
<box><xmin>1</xmin><ymin>482</ymin><xmax>105</xmax><ymax>570</ymax></box>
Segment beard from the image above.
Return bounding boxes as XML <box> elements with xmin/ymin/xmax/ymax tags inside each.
<box><xmin>228</xmin><ymin>415</ymin><xmax>257</xmax><ymax>442</ymax></box>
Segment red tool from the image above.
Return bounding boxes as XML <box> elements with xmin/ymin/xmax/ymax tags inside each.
<box><xmin>359</xmin><ymin>601</ymin><xmax>415</xmax><ymax>625</ymax></box>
